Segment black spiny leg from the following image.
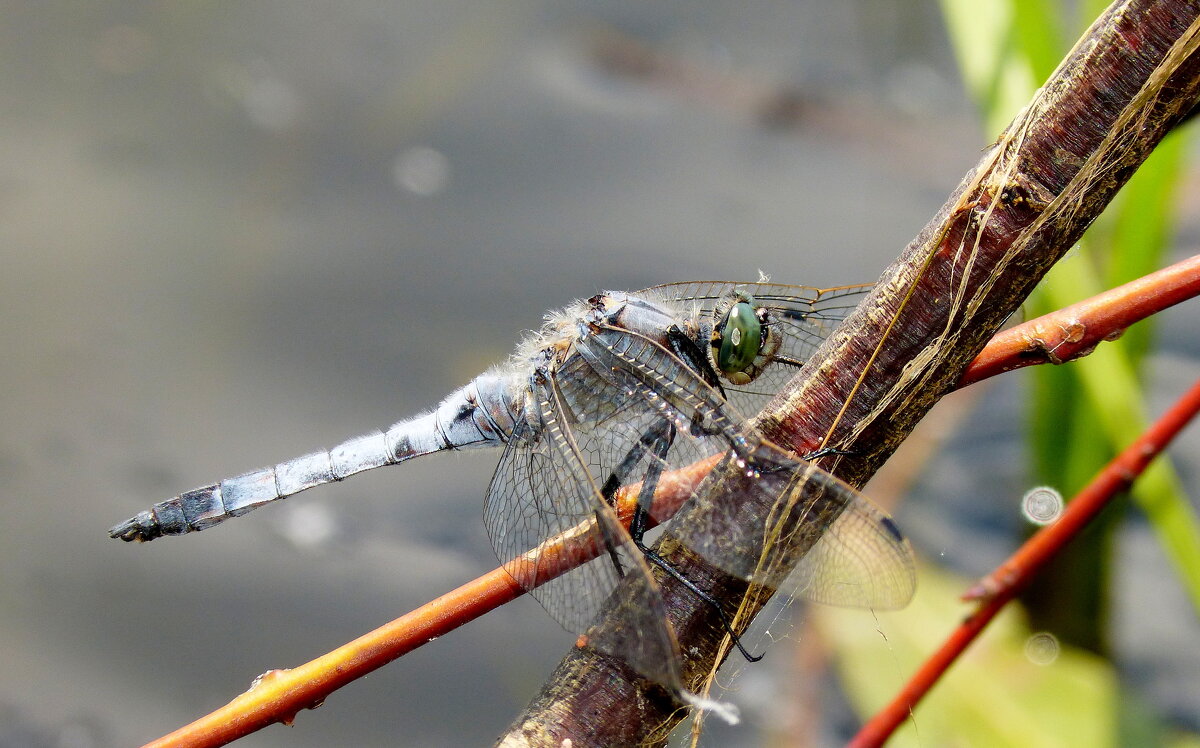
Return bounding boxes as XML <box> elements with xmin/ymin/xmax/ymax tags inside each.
<box><xmin>628</xmin><ymin>422</ymin><xmax>764</xmax><ymax>663</ymax></box>
<box><xmin>595</xmin><ymin>508</ymin><xmax>626</xmax><ymax>578</ymax></box>
<box><xmin>665</xmin><ymin>326</ymin><xmax>725</xmax><ymax>396</ymax></box>
<box><xmin>597</xmin><ymin>420</ymin><xmax>678</xmax><ymax>579</ymax></box>
<box><xmin>802</xmin><ymin>446</ymin><xmax>858</xmax><ymax>461</ymax></box>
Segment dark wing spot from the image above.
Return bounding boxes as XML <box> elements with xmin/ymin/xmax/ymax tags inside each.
<box><xmin>880</xmin><ymin>516</ymin><xmax>905</xmax><ymax>543</ymax></box>
<box><xmin>774</xmin><ymin>308</ymin><xmax>812</xmax><ymax>322</ymax></box>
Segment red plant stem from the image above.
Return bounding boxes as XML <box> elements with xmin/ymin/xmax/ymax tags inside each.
<box><xmin>847</xmin><ymin>375</ymin><xmax>1200</xmax><ymax>748</ymax></box>
<box><xmin>140</xmin><ymin>455</ymin><xmax>718</xmax><ymax>748</ymax></box>
<box><xmin>143</xmin><ymin>566</ymin><xmax>526</xmax><ymax>748</ymax></box>
<box><xmin>959</xmin><ymin>254</ymin><xmax>1200</xmax><ymax>386</ymax></box>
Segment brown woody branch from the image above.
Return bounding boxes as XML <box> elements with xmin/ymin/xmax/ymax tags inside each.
<box><xmin>499</xmin><ymin>2</ymin><xmax>1200</xmax><ymax>745</ymax></box>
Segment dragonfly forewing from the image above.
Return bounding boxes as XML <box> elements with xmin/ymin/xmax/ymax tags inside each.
<box><xmin>577</xmin><ymin>323</ymin><xmax>742</xmax><ymax>445</ymax></box>
<box><xmin>642</xmin><ymin>281</ymin><xmax>871</xmax><ymax>415</ymax></box>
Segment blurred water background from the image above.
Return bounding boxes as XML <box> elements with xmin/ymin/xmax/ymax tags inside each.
<box><xmin>0</xmin><ymin>2</ymin><xmax>1196</xmax><ymax>747</ymax></box>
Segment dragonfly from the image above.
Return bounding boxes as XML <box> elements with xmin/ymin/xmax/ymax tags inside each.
<box><xmin>110</xmin><ymin>281</ymin><xmax>916</xmax><ymax>713</ymax></box>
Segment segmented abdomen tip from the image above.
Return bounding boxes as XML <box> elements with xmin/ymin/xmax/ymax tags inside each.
<box><xmin>108</xmin><ymin>511</ymin><xmax>161</xmax><ymax>543</ymax></box>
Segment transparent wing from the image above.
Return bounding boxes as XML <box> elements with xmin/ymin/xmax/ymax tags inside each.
<box><xmin>482</xmin><ymin>391</ymin><xmax>623</xmax><ymax>633</ymax></box>
<box><xmin>639</xmin><ymin>281</ymin><xmax>871</xmax><ymax>414</ymax></box>
<box><xmin>669</xmin><ymin>442</ymin><xmax>915</xmax><ymax>610</ymax></box>
<box><xmin>575</xmin><ymin>318</ymin><xmax>751</xmax><ymax>443</ymax></box>
<box><xmin>787</xmin><ymin>474</ymin><xmax>915</xmax><ymax>610</ymax></box>
<box><xmin>643</xmin><ymin>280</ymin><xmax>870</xmax><ymax>336</ymax></box>
<box><xmin>569</xmin><ymin>299</ymin><xmax>912</xmax><ymax>611</ymax></box>
<box><xmin>481</xmin><ymin>371</ymin><xmax>685</xmax><ymax>689</ymax></box>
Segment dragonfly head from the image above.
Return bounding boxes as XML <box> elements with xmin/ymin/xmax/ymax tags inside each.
<box><xmin>709</xmin><ymin>291</ymin><xmax>781</xmax><ymax>385</ymax></box>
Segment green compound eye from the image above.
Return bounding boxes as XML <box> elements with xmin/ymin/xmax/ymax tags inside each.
<box><xmin>716</xmin><ymin>301</ymin><xmax>761</xmax><ymax>375</ymax></box>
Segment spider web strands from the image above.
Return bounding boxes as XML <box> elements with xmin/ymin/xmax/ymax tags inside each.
<box><xmin>141</xmin><ymin>453</ymin><xmax>722</xmax><ymax>748</ymax></box>
<box><xmin>138</xmin><ymin>260</ymin><xmax>1200</xmax><ymax>748</ymax></box>
<box><xmin>847</xmin><ymin>376</ymin><xmax>1200</xmax><ymax>748</ymax></box>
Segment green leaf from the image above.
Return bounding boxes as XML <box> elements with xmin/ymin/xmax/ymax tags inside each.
<box><xmin>818</xmin><ymin>562</ymin><xmax>1118</xmax><ymax>747</ymax></box>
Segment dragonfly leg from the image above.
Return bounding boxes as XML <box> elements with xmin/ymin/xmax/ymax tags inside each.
<box><xmin>598</xmin><ymin>420</ymin><xmax>679</xmax><ymax>578</ymax></box>
<box><xmin>597</xmin><ymin>417</ymin><xmax>764</xmax><ymax>662</ymax></box>
<box><xmin>629</xmin><ymin>423</ymin><xmax>764</xmax><ymax>664</ymax></box>
<box><xmin>802</xmin><ymin>446</ymin><xmax>858</xmax><ymax>460</ymax></box>
<box><xmin>599</xmin><ymin>422</ymin><xmax>671</xmax><ymax>505</ymax></box>
<box><xmin>596</xmin><ymin>509</ymin><xmax>626</xmax><ymax>578</ymax></box>
<box><xmin>635</xmin><ymin>540</ymin><xmax>765</xmax><ymax>663</ymax></box>
<box><xmin>665</xmin><ymin>325</ymin><xmax>725</xmax><ymax>397</ymax></box>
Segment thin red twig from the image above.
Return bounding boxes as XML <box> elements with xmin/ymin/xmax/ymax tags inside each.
<box><xmin>960</xmin><ymin>254</ymin><xmax>1200</xmax><ymax>386</ymax></box>
<box><xmin>141</xmin><ymin>456</ymin><xmax>717</xmax><ymax>748</ymax></box>
<box><xmin>143</xmin><ymin>566</ymin><xmax>525</xmax><ymax>748</ymax></box>
<box><xmin>846</xmin><ymin>376</ymin><xmax>1200</xmax><ymax>748</ymax></box>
